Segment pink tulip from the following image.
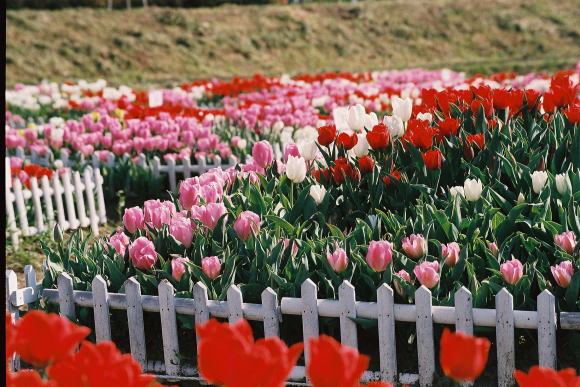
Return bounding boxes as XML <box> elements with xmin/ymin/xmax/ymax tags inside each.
<box><xmin>169</xmin><ymin>215</ymin><xmax>194</xmax><ymax>248</ymax></box>
<box><xmin>233</xmin><ymin>211</ymin><xmax>261</xmax><ymax>241</ymax></box>
<box><xmin>284</xmin><ymin>143</ymin><xmax>300</xmax><ymax>163</ymax></box>
<box><xmin>252</xmin><ymin>140</ymin><xmax>274</xmax><ymax>168</ymax></box>
<box><xmin>326</xmin><ymin>248</ymin><xmax>348</xmax><ymax>273</ymax></box>
<box><xmin>283</xmin><ymin>238</ymin><xmax>299</xmax><ymax>257</ymax></box>
<box><xmin>144</xmin><ymin>200</ymin><xmax>175</xmax><ymax>229</ymax></box>
<box><xmin>394</xmin><ymin>269</ymin><xmax>411</xmax><ymax>296</ymax></box>
<box><xmin>108</xmin><ymin>232</ymin><xmax>130</xmax><ymax>256</ymax></box>
<box><xmin>366</xmin><ymin>240</ymin><xmax>393</xmax><ymax>272</ymax></box>
<box><xmin>179</xmin><ymin>178</ymin><xmax>202</xmax><ymax>210</ymax></box>
<box><xmin>128</xmin><ymin>237</ymin><xmax>158</xmax><ymax>270</ymax></box>
<box><xmin>201</xmin><ymin>256</ymin><xmax>221</xmax><ymax>279</ymax></box>
<box><xmin>555</xmin><ymin>231</ymin><xmax>577</xmax><ymax>254</ymax></box>
<box><xmin>413</xmin><ymin>261</ymin><xmax>440</xmax><ymax>289</ymax></box>
<box><xmin>488</xmin><ymin>242</ymin><xmax>499</xmax><ymax>258</ymax></box>
<box><xmin>441</xmin><ymin>242</ymin><xmax>461</xmax><ymax>266</ymax></box>
<box><xmin>171</xmin><ymin>257</ymin><xmax>190</xmax><ymax>282</ymax></box>
<box><xmin>123</xmin><ymin>207</ymin><xmax>145</xmax><ymax>234</ymax></box>
<box><xmin>198</xmin><ymin>203</ymin><xmax>228</xmax><ymax>230</ymax></box>
<box><xmin>402</xmin><ymin>234</ymin><xmax>426</xmax><ymax>260</ymax></box>
<box><xmin>550</xmin><ymin>261</ymin><xmax>574</xmax><ymax>288</ymax></box>
<box><xmin>500</xmin><ymin>258</ymin><xmax>523</xmax><ymax>285</ymax></box>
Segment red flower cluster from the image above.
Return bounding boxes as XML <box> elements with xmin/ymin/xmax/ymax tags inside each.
<box><xmin>543</xmin><ymin>73</ymin><xmax>577</xmax><ymax>113</ymax></box>
<box><xmin>11</xmin><ymin>164</ymin><xmax>55</xmax><ymax>189</ymax></box>
<box><xmin>6</xmin><ymin>311</ymin><xmax>169</xmax><ymax>387</ymax></box>
<box><xmin>332</xmin><ymin>158</ymin><xmax>360</xmax><ymax>184</ymax></box>
<box><xmin>196</xmin><ymin>319</ymin><xmax>303</xmax><ymax>387</ymax></box>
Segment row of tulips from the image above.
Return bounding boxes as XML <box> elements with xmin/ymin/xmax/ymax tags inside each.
<box><xmin>7</xmin><ymin>310</ymin><xmax>579</xmax><ymax>386</ymax></box>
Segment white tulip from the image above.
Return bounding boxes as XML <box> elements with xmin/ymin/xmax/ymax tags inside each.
<box><xmin>463</xmin><ymin>178</ymin><xmax>483</xmax><ymax>202</ymax></box>
<box><xmin>346</xmin><ymin>104</ymin><xmax>367</xmax><ymax>132</ymax></box>
<box><xmin>332</xmin><ymin>106</ymin><xmax>350</xmax><ymax>132</ymax></box>
<box><xmin>285</xmin><ymin>155</ymin><xmax>307</xmax><ymax>183</ymax></box>
<box><xmin>237</xmin><ymin>139</ymin><xmax>247</xmax><ymax>150</ymax></box>
<box><xmin>449</xmin><ymin>186</ymin><xmax>465</xmax><ymax>198</ymax></box>
<box><xmin>531</xmin><ymin>171</ymin><xmax>548</xmax><ymax>194</ymax></box>
<box><xmin>391</xmin><ymin>96</ymin><xmax>413</xmax><ymax>122</ymax></box>
<box><xmin>517</xmin><ymin>193</ymin><xmax>526</xmax><ymax>204</ymax></box>
<box><xmin>363</xmin><ymin>112</ymin><xmax>379</xmax><ymax>130</ymax></box>
<box><xmin>417</xmin><ymin>112</ymin><xmax>433</xmax><ymax>122</ymax></box>
<box><xmin>272</xmin><ymin>121</ymin><xmax>285</xmax><ymax>133</ymax></box>
<box><xmin>352</xmin><ymin>133</ymin><xmax>370</xmax><ymax>157</ymax></box>
<box><xmin>50</xmin><ymin>128</ymin><xmax>64</xmax><ymax>142</ymax></box>
<box><xmin>298</xmin><ymin>140</ymin><xmax>319</xmax><ymax>161</ymax></box>
<box><xmin>309</xmin><ymin>185</ymin><xmax>326</xmax><ymax>205</ymax></box>
<box><xmin>383</xmin><ymin>115</ymin><xmax>405</xmax><ymax>139</ymax></box>
<box><xmin>53</xmin><ymin>160</ymin><xmax>64</xmax><ymax>169</ymax></box>
<box><xmin>555</xmin><ymin>173</ymin><xmax>569</xmax><ymax>195</ymax></box>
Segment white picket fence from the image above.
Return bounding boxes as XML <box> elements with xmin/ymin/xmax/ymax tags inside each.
<box><xmin>6</xmin><ymin>268</ymin><xmax>580</xmax><ymax>386</ymax></box>
<box><xmin>5</xmin><ymin>161</ymin><xmax>107</xmax><ymax>247</ymax></box>
<box><xmin>8</xmin><ymin>147</ymin><xmax>238</xmax><ymax>193</ymax></box>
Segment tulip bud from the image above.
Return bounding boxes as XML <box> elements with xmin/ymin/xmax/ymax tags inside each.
<box><xmin>500</xmin><ymin>258</ymin><xmax>523</xmax><ymax>285</ymax></box>
<box><xmin>517</xmin><ymin>193</ymin><xmax>525</xmax><ymax>204</ymax></box>
<box><xmin>463</xmin><ymin>179</ymin><xmax>483</xmax><ymax>202</ymax></box>
<box><xmin>449</xmin><ymin>186</ymin><xmax>465</xmax><ymax>198</ymax></box>
<box><xmin>555</xmin><ymin>173</ymin><xmax>569</xmax><ymax>195</ymax></box>
<box><xmin>488</xmin><ymin>242</ymin><xmax>499</xmax><ymax>258</ymax></box>
<box><xmin>531</xmin><ymin>171</ymin><xmax>548</xmax><ymax>194</ymax></box>
<box><xmin>555</xmin><ymin>231</ymin><xmax>577</xmax><ymax>254</ymax></box>
<box><xmin>550</xmin><ymin>261</ymin><xmax>574</xmax><ymax>288</ymax></box>
<box><xmin>53</xmin><ymin>224</ymin><xmax>64</xmax><ymax>244</ymax></box>
<box><xmin>441</xmin><ymin>242</ymin><xmax>461</xmax><ymax>266</ymax></box>
<box><xmin>413</xmin><ymin>261</ymin><xmax>440</xmax><ymax>289</ymax></box>
<box><xmin>402</xmin><ymin>234</ymin><xmax>426</xmax><ymax>260</ymax></box>
<box><xmin>309</xmin><ymin>184</ymin><xmax>326</xmax><ymax>205</ymax></box>
<box><xmin>327</xmin><ymin>248</ymin><xmax>348</xmax><ymax>273</ymax></box>
<box><xmin>463</xmin><ymin>141</ymin><xmax>474</xmax><ymax>160</ymax></box>
<box><xmin>171</xmin><ymin>257</ymin><xmax>190</xmax><ymax>282</ymax></box>
<box><xmin>391</xmin><ymin>96</ymin><xmax>413</xmax><ymax>122</ymax></box>
<box><xmin>394</xmin><ymin>269</ymin><xmax>411</xmax><ymax>296</ymax></box>
<box><xmin>201</xmin><ymin>256</ymin><xmax>221</xmax><ymax>280</ymax></box>
<box><xmin>366</xmin><ymin>240</ymin><xmax>393</xmax><ymax>272</ymax></box>
<box><xmin>285</xmin><ymin>155</ymin><xmax>307</xmax><ymax>183</ymax></box>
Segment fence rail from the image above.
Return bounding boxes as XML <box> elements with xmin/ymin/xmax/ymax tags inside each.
<box><xmin>6</xmin><ymin>268</ymin><xmax>580</xmax><ymax>386</ymax></box>
<box><xmin>8</xmin><ymin>147</ymin><xmax>237</xmax><ymax>193</ymax></box>
<box><xmin>5</xmin><ymin>159</ymin><xmax>106</xmax><ymax>247</ymax></box>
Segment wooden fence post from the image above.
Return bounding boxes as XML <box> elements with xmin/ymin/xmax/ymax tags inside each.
<box><xmin>537</xmin><ymin>290</ymin><xmax>556</xmax><ymax>369</ymax></box>
<box><xmin>377</xmin><ymin>284</ymin><xmax>397</xmax><ymax>383</ymax></box>
<box><xmin>261</xmin><ymin>287</ymin><xmax>280</xmax><ymax>337</ymax></box>
<box><xmin>416</xmin><ymin>286</ymin><xmax>435</xmax><ymax>386</ymax></box>
<box><xmin>58</xmin><ymin>273</ymin><xmax>76</xmax><ymax>320</ymax></box>
<box><xmin>92</xmin><ymin>276</ymin><xmax>112</xmax><ymax>342</ymax></box>
<box><xmin>496</xmin><ymin>288</ymin><xmax>515</xmax><ymax>387</ymax></box>
<box><xmin>338</xmin><ymin>280</ymin><xmax>358</xmax><ymax>349</ymax></box>
<box><xmin>125</xmin><ymin>278</ymin><xmax>147</xmax><ymax>369</ymax></box>
<box><xmin>158</xmin><ymin>280</ymin><xmax>180</xmax><ymax>376</ymax></box>
<box><xmin>227</xmin><ymin>285</ymin><xmax>244</xmax><ymax>324</ymax></box>
<box><xmin>301</xmin><ymin>279</ymin><xmax>319</xmax><ymax>365</ymax></box>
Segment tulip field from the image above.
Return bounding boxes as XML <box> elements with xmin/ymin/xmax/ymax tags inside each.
<box><xmin>5</xmin><ymin>64</ymin><xmax>580</xmax><ymax>386</ymax></box>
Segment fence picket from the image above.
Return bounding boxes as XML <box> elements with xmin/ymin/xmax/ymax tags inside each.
<box><xmin>13</xmin><ymin>179</ymin><xmax>29</xmax><ymax>236</ymax></box>
<box><xmin>73</xmin><ymin>171</ymin><xmax>89</xmax><ymax>227</ymax></box>
<box><xmin>6</xmin><ymin>185</ymin><xmax>19</xmax><ymax>247</ymax></box>
<box><xmin>261</xmin><ymin>287</ymin><xmax>280</xmax><ymax>337</ymax></box>
<box><xmin>537</xmin><ymin>290</ymin><xmax>556</xmax><ymax>369</ymax></box>
<box><xmin>377</xmin><ymin>284</ymin><xmax>397</xmax><ymax>383</ymax></box>
<box><xmin>152</xmin><ymin>157</ymin><xmax>161</xmax><ymax>178</ymax></box>
<box><xmin>301</xmin><ymin>279</ymin><xmax>319</xmax><ymax>365</ymax></box>
<box><xmin>167</xmin><ymin>158</ymin><xmax>177</xmax><ymax>192</ymax></box>
<box><xmin>30</xmin><ymin>177</ymin><xmax>45</xmax><ymax>232</ymax></box>
<box><xmin>94</xmin><ymin>168</ymin><xmax>107</xmax><ymax>224</ymax></box>
<box><xmin>338</xmin><ymin>281</ymin><xmax>358</xmax><ymax>349</ymax></box>
<box><xmin>62</xmin><ymin>171</ymin><xmax>79</xmax><ymax>229</ymax></box>
<box><xmin>496</xmin><ymin>288</ymin><xmax>515</xmax><ymax>387</ymax></box>
<box><xmin>58</xmin><ymin>273</ymin><xmax>76</xmax><ymax>320</ymax></box>
<box><xmin>83</xmin><ymin>167</ymin><xmax>100</xmax><ymax>235</ymax></box>
<box><xmin>92</xmin><ymin>276</ymin><xmax>112</xmax><ymax>342</ymax></box>
<box><xmin>416</xmin><ymin>286</ymin><xmax>435</xmax><ymax>386</ymax></box>
<box><xmin>227</xmin><ymin>285</ymin><xmax>244</xmax><ymax>324</ymax></box>
<box><xmin>197</xmin><ymin>157</ymin><xmax>207</xmax><ymax>176</ymax></box>
<box><xmin>193</xmin><ymin>282</ymin><xmax>210</xmax><ymax>345</ymax></box>
<box><xmin>41</xmin><ymin>176</ymin><xmax>55</xmax><ymax>228</ymax></box>
<box><xmin>158</xmin><ymin>280</ymin><xmax>180</xmax><ymax>375</ymax></box>
<box><xmin>182</xmin><ymin>157</ymin><xmax>191</xmax><ymax>179</ymax></box>
<box><xmin>125</xmin><ymin>278</ymin><xmax>147</xmax><ymax>369</ymax></box>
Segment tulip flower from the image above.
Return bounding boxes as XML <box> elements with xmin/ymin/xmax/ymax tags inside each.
<box><xmin>123</xmin><ymin>207</ymin><xmax>145</xmax><ymax>234</ymax></box>
<box><xmin>307</xmin><ymin>335</ymin><xmax>369</xmax><ymax>387</ymax></box>
<box><xmin>422</xmin><ymin>149</ymin><xmax>443</xmax><ymax>170</ymax></box>
<box><xmin>285</xmin><ymin>155</ymin><xmax>307</xmax><ymax>183</ymax></box>
<box><xmin>441</xmin><ymin>242</ymin><xmax>461</xmax><ymax>266</ymax></box>
<box><xmin>500</xmin><ymin>258</ymin><xmax>523</xmax><ymax>285</ymax></box>
<box><xmin>169</xmin><ymin>215</ymin><xmax>194</xmax><ymax>248</ymax></box>
<box><xmin>555</xmin><ymin>173</ymin><xmax>569</xmax><ymax>195</ymax></box>
<box><xmin>252</xmin><ymin>140</ymin><xmax>274</xmax><ymax>168</ymax></box>
<box><xmin>366</xmin><ymin>123</ymin><xmax>390</xmax><ymax>150</ymax></box>
<box><xmin>358</xmin><ymin>155</ymin><xmax>375</xmax><ymax>174</ymax></box>
<box><xmin>413</xmin><ymin>261</ymin><xmax>440</xmax><ymax>289</ymax></box>
<box><xmin>394</xmin><ymin>270</ymin><xmax>411</xmax><ymax>296</ymax></box>
<box><xmin>488</xmin><ymin>242</ymin><xmax>499</xmax><ymax>258</ymax></box>
<box><xmin>391</xmin><ymin>96</ymin><xmax>413</xmax><ymax>122</ymax></box>
<box><xmin>298</xmin><ymin>140</ymin><xmax>319</xmax><ymax>161</ymax></box>
<box><xmin>283</xmin><ymin>143</ymin><xmax>300</xmax><ymax>163</ymax></box>
<box><xmin>555</xmin><ymin>231</ymin><xmax>577</xmax><ymax>254</ymax></box>
<box><xmin>463</xmin><ymin>178</ymin><xmax>483</xmax><ymax>202</ymax></box>
<box><xmin>310</xmin><ymin>184</ymin><xmax>326</xmax><ymax>205</ymax></box>
<box><xmin>171</xmin><ymin>257</ymin><xmax>190</xmax><ymax>282</ymax></box>
<box><xmin>327</xmin><ymin>248</ymin><xmax>348</xmax><ymax>273</ymax></box>
<box><xmin>366</xmin><ymin>240</ymin><xmax>393</xmax><ymax>272</ymax></box>
<box><xmin>234</xmin><ymin>211</ymin><xmax>261</xmax><ymax>241</ymax></box>
<box><xmin>128</xmin><ymin>237</ymin><xmax>158</xmax><ymax>270</ymax></box>
<box><xmin>449</xmin><ymin>186</ymin><xmax>464</xmax><ymax>198</ymax></box>
<box><xmin>550</xmin><ymin>261</ymin><xmax>574</xmax><ymax>288</ymax></box>
<box><xmin>317</xmin><ymin>124</ymin><xmax>337</xmax><ymax>146</ymax></box>
<box><xmin>351</xmin><ymin>133</ymin><xmax>369</xmax><ymax>157</ymax></box>
<box><xmin>402</xmin><ymin>233</ymin><xmax>426</xmax><ymax>259</ymax></box>
<box><xmin>346</xmin><ymin>104</ymin><xmax>367</xmax><ymax>132</ymax></box>
<box><xmin>336</xmin><ymin>132</ymin><xmax>358</xmax><ymax>150</ymax></box>
<box><xmin>517</xmin><ymin>193</ymin><xmax>526</xmax><ymax>204</ymax></box>
<box><xmin>439</xmin><ymin>328</ymin><xmax>491</xmax><ymax>382</ymax></box>
<box><xmin>531</xmin><ymin>170</ymin><xmax>548</xmax><ymax>194</ymax></box>
<box><xmin>416</xmin><ymin>112</ymin><xmax>433</xmax><ymax>122</ymax></box>
<box><xmin>201</xmin><ymin>256</ymin><xmax>221</xmax><ymax>280</ymax></box>
<box><xmin>108</xmin><ymin>232</ymin><xmax>130</xmax><ymax>256</ymax></box>
<box><xmin>383</xmin><ymin>115</ymin><xmax>405</xmax><ymax>139</ymax></box>
<box><xmin>514</xmin><ymin>366</ymin><xmax>579</xmax><ymax>387</ymax></box>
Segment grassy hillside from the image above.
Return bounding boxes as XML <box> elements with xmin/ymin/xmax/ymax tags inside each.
<box><xmin>6</xmin><ymin>0</ymin><xmax>580</xmax><ymax>87</ymax></box>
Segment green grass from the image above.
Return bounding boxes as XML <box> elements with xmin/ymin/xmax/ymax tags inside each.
<box><xmin>6</xmin><ymin>0</ymin><xmax>580</xmax><ymax>87</ymax></box>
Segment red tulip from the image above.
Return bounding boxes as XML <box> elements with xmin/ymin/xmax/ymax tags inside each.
<box><xmin>514</xmin><ymin>366</ymin><xmax>580</xmax><ymax>387</ymax></box>
<box><xmin>358</xmin><ymin>156</ymin><xmax>375</xmax><ymax>174</ymax></box>
<box><xmin>14</xmin><ymin>310</ymin><xmax>90</xmax><ymax>367</ymax></box>
<box><xmin>439</xmin><ymin>328</ymin><xmax>491</xmax><ymax>382</ymax></box>
<box><xmin>336</xmin><ymin>132</ymin><xmax>358</xmax><ymax>150</ymax></box>
<box><xmin>422</xmin><ymin>149</ymin><xmax>442</xmax><ymax>170</ymax></box>
<box><xmin>383</xmin><ymin>170</ymin><xmax>401</xmax><ymax>187</ymax></box>
<box><xmin>307</xmin><ymin>335</ymin><xmax>369</xmax><ymax>387</ymax></box>
<box><xmin>6</xmin><ymin>369</ymin><xmax>55</xmax><ymax>387</ymax></box>
<box><xmin>318</xmin><ymin>124</ymin><xmax>337</xmax><ymax>146</ymax></box>
<box><xmin>466</xmin><ymin>133</ymin><xmax>485</xmax><ymax>150</ymax></box>
<box><xmin>366</xmin><ymin>123</ymin><xmax>390</xmax><ymax>150</ymax></box>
